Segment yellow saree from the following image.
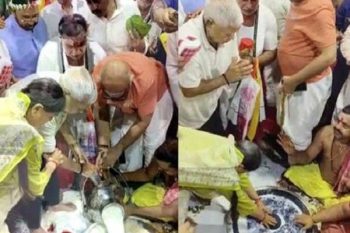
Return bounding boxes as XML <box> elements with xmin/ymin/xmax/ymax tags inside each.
<box><xmin>178</xmin><ymin>126</ymin><xmax>257</xmax><ymax>216</ymax></box>
<box><xmin>0</xmin><ymin>93</ymin><xmax>50</xmax><ymax>224</ymax></box>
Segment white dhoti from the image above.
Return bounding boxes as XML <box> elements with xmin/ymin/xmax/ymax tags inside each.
<box><xmin>282</xmin><ymin>74</ymin><xmax>332</xmax><ymax>150</ymax></box>
<box><xmin>111</xmin><ymin>90</ymin><xmax>173</xmax><ymax>172</ymax></box>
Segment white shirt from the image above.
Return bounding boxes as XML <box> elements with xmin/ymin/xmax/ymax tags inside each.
<box><xmin>41</xmin><ymin>0</ymin><xmax>91</xmax><ymax>39</ymax></box>
<box><xmin>178</xmin><ymin>14</ymin><xmax>240</xmax><ymax>129</ymax></box>
<box><xmin>166</xmin><ymin>32</ymin><xmax>179</xmax><ymax>105</ymax></box>
<box><xmin>36</xmin><ymin>39</ymin><xmax>106</xmax><ymax>73</ymax></box>
<box><xmin>87</xmin><ymin>0</ymin><xmax>141</xmax><ymax>54</ymax></box>
<box><xmin>260</xmin><ymin>0</ymin><xmax>290</xmax><ymax>39</ymax></box>
<box><xmin>237</xmin><ymin>4</ymin><xmax>278</xmax><ymax>57</ymax></box>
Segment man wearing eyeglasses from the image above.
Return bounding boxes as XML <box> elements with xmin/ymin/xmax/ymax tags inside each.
<box><xmin>92</xmin><ymin>52</ymin><xmax>173</xmax><ymax>172</ymax></box>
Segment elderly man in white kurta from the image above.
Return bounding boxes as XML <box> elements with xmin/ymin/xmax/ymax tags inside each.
<box><xmin>178</xmin><ymin>0</ymin><xmax>253</xmax><ymax>135</ymax></box>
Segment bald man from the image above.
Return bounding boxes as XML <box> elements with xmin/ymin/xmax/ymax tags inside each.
<box><xmin>93</xmin><ymin>52</ymin><xmax>173</xmax><ymax>172</ymax></box>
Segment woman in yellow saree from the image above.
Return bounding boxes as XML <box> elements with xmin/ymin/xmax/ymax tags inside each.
<box><xmin>178</xmin><ymin>126</ymin><xmax>277</xmax><ymax>228</ymax></box>
<box><xmin>0</xmin><ymin>78</ymin><xmax>66</xmax><ymax>232</ymax></box>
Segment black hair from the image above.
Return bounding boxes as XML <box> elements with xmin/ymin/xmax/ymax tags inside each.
<box><xmin>237</xmin><ymin>140</ymin><xmax>262</xmax><ymax>171</ymax></box>
<box><xmin>154</xmin><ymin>139</ymin><xmax>178</xmax><ymax>169</ymax></box>
<box><xmin>58</xmin><ymin>14</ymin><xmax>88</xmax><ymax>37</ymax></box>
<box><xmin>342</xmin><ymin>105</ymin><xmax>350</xmax><ymax>114</ymax></box>
<box><xmin>230</xmin><ymin>191</ymin><xmax>239</xmax><ymax>233</ymax></box>
<box><xmin>21</xmin><ymin>78</ymin><xmax>66</xmax><ymax>113</ymax></box>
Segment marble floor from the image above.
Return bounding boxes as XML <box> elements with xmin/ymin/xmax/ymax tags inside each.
<box><xmin>191</xmin><ymin>153</ymin><xmax>320</xmax><ymax>233</ymax></box>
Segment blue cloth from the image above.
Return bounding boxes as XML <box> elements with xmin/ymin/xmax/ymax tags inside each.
<box><xmin>337</xmin><ymin>0</ymin><xmax>350</xmax><ymax>32</ymax></box>
<box><xmin>180</xmin><ymin>0</ymin><xmax>205</xmax><ymax>14</ymax></box>
<box><xmin>0</xmin><ymin>15</ymin><xmax>48</xmax><ymax>79</ymax></box>
<box><xmin>164</xmin><ymin>0</ymin><xmax>178</xmax><ymax>11</ymax></box>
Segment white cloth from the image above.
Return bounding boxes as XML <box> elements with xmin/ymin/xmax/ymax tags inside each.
<box><xmin>0</xmin><ymin>40</ymin><xmax>11</xmax><ymax>70</ymax></box>
<box><xmin>36</xmin><ymin>39</ymin><xmax>106</xmax><ymax>73</ymax></box>
<box><xmin>166</xmin><ymin>32</ymin><xmax>179</xmax><ymax>105</ymax></box>
<box><xmin>5</xmin><ymin>72</ymin><xmax>68</xmax><ymax>153</ymax></box>
<box><xmin>111</xmin><ymin>90</ymin><xmax>173</xmax><ymax>172</ymax></box>
<box><xmin>334</xmin><ymin>76</ymin><xmax>350</xmax><ymax>123</ymax></box>
<box><xmin>260</xmin><ymin>0</ymin><xmax>290</xmax><ymax>39</ymax></box>
<box><xmin>178</xmin><ymin>13</ymin><xmax>240</xmax><ymax>129</ymax></box>
<box><xmin>236</xmin><ymin>4</ymin><xmax>278</xmax><ymax>116</ymax></box>
<box><xmin>0</xmin><ymin>39</ymin><xmax>13</xmax><ymax>92</ymax></box>
<box><xmin>237</xmin><ymin>4</ymin><xmax>278</xmax><ymax>57</ymax></box>
<box><xmin>282</xmin><ymin>74</ymin><xmax>332</xmax><ymax>150</ymax></box>
<box><xmin>341</xmin><ymin>25</ymin><xmax>350</xmax><ymax>64</ymax></box>
<box><xmin>226</xmin><ymin>77</ymin><xmax>260</xmax><ymax>138</ymax></box>
<box><xmin>41</xmin><ymin>0</ymin><xmax>91</xmax><ymax>39</ymax></box>
<box><xmin>87</xmin><ymin>0</ymin><xmax>141</xmax><ymax>54</ymax></box>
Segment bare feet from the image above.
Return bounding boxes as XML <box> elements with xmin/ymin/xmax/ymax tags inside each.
<box><xmin>47</xmin><ymin>202</ymin><xmax>77</xmax><ymax>212</ymax></box>
<box><xmin>31</xmin><ymin>227</ymin><xmax>47</xmax><ymax>233</ymax></box>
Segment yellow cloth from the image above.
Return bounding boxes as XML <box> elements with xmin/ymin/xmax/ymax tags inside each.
<box><xmin>179</xmin><ymin>126</ymin><xmax>241</xmax><ymax>190</ymax></box>
<box><xmin>178</xmin><ymin>127</ymin><xmax>257</xmax><ymax>216</ymax></box>
<box><xmin>285</xmin><ymin>164</ymin><xmax>350</xmax><ymax>207</ymax></box>
<box><xmin>159</xmin><ymin>33</ymin><xmax>168</xmax><ymax>53</ymax></box>
<box><xmin>247</xmin><ymin>59</ymin><xmax>263</xmax><ymax>141</ymax></box>
<box><xmin>130</xmin><ymin>183</ymin><xmax>173</xmax><ymax>222</ymax></box>
<box><xmin>0</xmin><ymin>93</ymin><xmax>48</xmax><ymax>197</ymax></box>
<box><xmin>188</xmin><ymin>173</ymin><xmax>257</xmax><ymax>217</ymax></box>
<box><xmin>131</xmin><ymin>183</ymin><xmax>166</xmax><ymax>207</ymax></box>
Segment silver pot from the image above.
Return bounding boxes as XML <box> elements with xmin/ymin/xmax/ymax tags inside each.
<box><xmin>88</xmin><ymin>185</ymin><xmax>116</xmax><ymax>210</ymax></box>
<box><xmin>81</xmin><ymin>170</ymin><xmax>128</xmax><ymax>211</ymax></box>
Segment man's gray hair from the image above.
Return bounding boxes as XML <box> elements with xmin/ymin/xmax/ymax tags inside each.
<box><xmin>59</xmin><ymin>67</ymin><xmax>97</xmax><ymax>104</ymax></box>
<box><xmin>203</xmin><ymin>0</ymin><xmax>243</xmax><ymax>28</ymax></box>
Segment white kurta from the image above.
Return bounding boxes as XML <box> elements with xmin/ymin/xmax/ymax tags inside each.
<box><xmin>36</xmin><ymin>39</ymin><xmax>106</xmax><ymax>73</ymax></box>
<box><xmin>87</xmin><ymin>0</ymin><xmax>140</xmax><ymax>54</ymax></box>
<box><xmin>178</xmin><ymin>13</ymin><xmax>240</xmax><ymax>129</ymax></box>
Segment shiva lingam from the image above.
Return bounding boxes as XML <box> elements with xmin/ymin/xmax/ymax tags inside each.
<box><xmin>81</xmin><ymin>169</ymin><xmax>129</xmax><ymax>233</ymax></box>
<box><xmin>244</xmin><ymin>187</ymin><xmax>318</xmax><ymax>233</ymax></box>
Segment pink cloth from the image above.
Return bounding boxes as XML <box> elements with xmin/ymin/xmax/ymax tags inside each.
<box><xmin>334</xmin><ymin>151</ymin><xmax>350</xmax><ymax>195</ymax></box>
<box><xmin>163</xmin><ymin>183</ymin><xmax>178</xmax><ymax>206</ymax></box>
<box><xmin>321</xmin><ymin>222</ymin><xmax>350</xmax><ymax>233</ymax></box>
<box><xmin>178</xmin><ymin>36</ymin><xmax>201</xmax><ymax>64</ymax></box>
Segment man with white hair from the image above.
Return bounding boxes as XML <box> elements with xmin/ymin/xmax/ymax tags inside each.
<box><xmin>5</xmin><ymin>67</ymin><xmax>98</xmax><ymax>233</ymax></box>
<box><xmin>178</xmin><ymin>0</ymin><xmax>253</xmax><ymax>135</ymax></box>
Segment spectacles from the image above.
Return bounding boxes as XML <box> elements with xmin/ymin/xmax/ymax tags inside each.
<box><xmin>103</xmin><ymin>89</ymin><xmax>128</xmax><ymax>101</ymax></box>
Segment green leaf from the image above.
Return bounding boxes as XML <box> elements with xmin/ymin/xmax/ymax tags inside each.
<box><xmin>126</xmin><ymin>15</ymin><xmax>151</xmax><ymax>39</ymax></box>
